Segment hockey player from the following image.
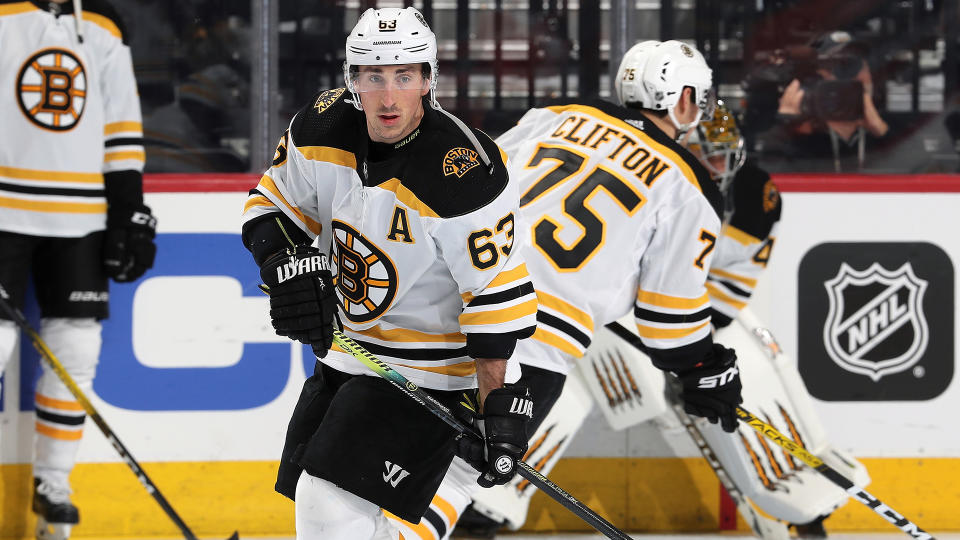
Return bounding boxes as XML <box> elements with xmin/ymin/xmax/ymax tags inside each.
<box><xmin>240</xmin><ymin>7</ymin><xmax>537</xmax><ymax>540</ymax></box>
<box><xmin>388</xmin><ymin>40</ymin><xmax>745</xmax><ymax>540</ymax></box>
<box><xmin>0</xmin><ymin>1</ymin><xmax>154</xmax><ymax>538</ymax></box>
<box><xmin>685</xmin><ymin>105</ymin><xmax>871</xmax><ymax>537</ymax></box>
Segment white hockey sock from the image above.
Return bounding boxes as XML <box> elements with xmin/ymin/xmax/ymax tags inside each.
<box><xmin>34</xmin><ymin>318</ymin><xmax>100</xmax><ymax>483</ymax></box>
<box><xmin>295</xmin><ymin>471</ymin><xmax>399</xmax><ymax>540</ymax></box>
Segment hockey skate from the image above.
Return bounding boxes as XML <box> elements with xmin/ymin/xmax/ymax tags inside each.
<box><xmin>33</xmin><ymin>478</ymin><xmax>79</xmax><ymax>540</ymax></box>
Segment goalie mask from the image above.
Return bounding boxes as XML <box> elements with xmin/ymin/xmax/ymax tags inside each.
<box><xmin>615</xmin><ymin>40</ymin><xmax>715</xmax><ymax>135</ymax></box>
<box><xmin>343</xmin><ymin>7</ymin><xmax>438</xmax><ymax>111</ymax></box>
<box><xmin>687</xmin><ymin>102</ymin><xmax>746</xmax><ymax>194</ymax></box>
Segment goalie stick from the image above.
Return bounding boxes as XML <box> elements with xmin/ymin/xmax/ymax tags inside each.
<box><xmin>331</xmin><ymin>329</ymin><xmax>633</xmax><ymax>540</ymax></box>
<box><xmin>607</xmin><ymin>321</ymin><xmax>935</xmax><ymax>540</ymax></box>
<box><xmin>667</xmin><ymin>397</ymin><xmax>789</xmax><ymax>540</ymax></box>
<box><xmin>0</xmin><ymin>283</ymin><xmax>239</xmax><ymax>540</ymax></box>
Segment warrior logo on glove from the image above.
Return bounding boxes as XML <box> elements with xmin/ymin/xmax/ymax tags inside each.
<box><xmin>275</xmin><ymin>254</ymin><xmax>330</xmax><ymax>284</ymax></box>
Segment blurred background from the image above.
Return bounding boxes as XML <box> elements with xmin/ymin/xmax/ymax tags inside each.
<box><xmin>116</xmin><ymin>0</ymin><xmax>960</xmax><ymax>176</ymax></box>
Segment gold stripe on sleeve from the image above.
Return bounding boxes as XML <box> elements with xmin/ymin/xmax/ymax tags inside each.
<box><xmin>636</xmin><ymin>320</ymin><xmax>710</xmax><ymax>339</ymax></box>
<box><xmin>104</xmin><ymin>122</ymin><xmax>143</xmax><ymax>135</ymax></box>
<box><xmin>531</xmin><ymin>327</ymin><xmax>582</xmax><ymax>357</ymax></box>
<box><xmin>0</xmin><ymin>197</ymin><xmax>106</xmax><ymax>213</ymax></box>
<box><xmin>242</xmin><ymin>194</ymin><xmax>274</xmax><ymax>213</ymax></box>
<box><xmin>536</xmin><ymin>289</ymin><xmax>593</xmax><ymax>331</ymax></box>
<box><xmin>706</xmin><ymin>282</ymin><xmax>747</xmax><ymax>310</ymax></box>
<box><xmin>394</xmin><ymin>361</ymin><xmax>477</xmax><ymax>377</ymax></box>
<box><xmin>636</xmin><ymin>290</ymin><xmax>709</xmax><ymax>310</ymax></box>
<box><xmin>344</xmin><ymin>324</ymin><xmax>466</xmax><ymax>343</ymax></box>
<box><xmin>459</xmin><ymin>299</ymin><xmax>538</xmax><ymax>327</ymax></box>
<box><xmin>709</xmin><ymin>267</ymin><xmax>758</xmax><ymax>288</ymax></box>
<box><xmin>0</xmin><ymin>166</ymin><xmax>102</xmax><ymax>183</ymax></box>
<box><xmin>104</xmin><ymin>150</ymin><xmax>146</xmax><ymax>162</ymax></box>
<box><xmin>487</xmin><ymin>263</ymin><xmax>530</xmax><ymax>289</ymax></box>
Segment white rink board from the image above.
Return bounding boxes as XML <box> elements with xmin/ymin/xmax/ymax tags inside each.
<box><xmin>1</xmin><ymin>190</ymin><xmax>957</xmax><ymax>466</ymax></box>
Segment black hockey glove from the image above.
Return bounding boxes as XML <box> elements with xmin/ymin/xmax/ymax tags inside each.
<box><xmin>103</xmin><ymin>204</ymin><xmax>157</xmax><ymax>282</ymax></box>
<box><xmin>259</xmin><ymin>245</ymin><xmax>336</xmax><ymax>358</ymax></box>
<box><xmin>675</xmin><ymin>343</ymin><xmax>743</xmax><ymax>433</ymax></box>
<box><xmin>455</xmin><ymin>385</ymin><xmax>533</xmax><ymax>488</ymax></box>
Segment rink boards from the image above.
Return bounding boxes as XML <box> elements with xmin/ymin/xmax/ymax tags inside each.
<box><xmin>1</xmin><ymin>174</ymin><xmax>958</xmax><ymax>537</ymax></box>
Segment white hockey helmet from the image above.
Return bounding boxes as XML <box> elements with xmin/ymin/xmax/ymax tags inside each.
<box><xmin>343</xmin><ymin>7</ymin><xmax>438</xmax><ymax>110</ymax></box>
<box><xmin>615</xmin><ymin>40</ymin><xmax>715</xmax><ymax>134</ymax></box>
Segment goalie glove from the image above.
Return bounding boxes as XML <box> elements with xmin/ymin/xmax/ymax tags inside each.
<box><xmin>675</xmin><ymin>343</ymin><xmax>743</xmax><ymax>433</ymax></box>
<box><xmin>259</xmin><ymin>245</ymin><xmax>337</xmax><ymax>358</ymax></box>
<box><xmin>456</xmin><ymin>385</ymin><xmax>533</xmax><ymax>487</ymax></box>
<box><xmin>103</xmin><ymin>204</ymin><xmax>157</xmax><ymax>282</ymax></box>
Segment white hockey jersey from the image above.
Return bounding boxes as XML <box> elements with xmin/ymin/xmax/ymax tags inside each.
<box><xmin>497</xmin><ymin>101</ymin><xmax>724</xmax><ymax>374</ymax></box>
<box><xmin>0</xmin><ymin>0</ymin><xmax>144</xmax><ymax>237</ymax></box>
<box><xmin>241</xmin><ymin>89</ymin><xmax>538</xmax><ymax>391</ymax></box>
<box><xmin>707</xmin><ymin>162</ymin><xmax>781</xmax><ymax>327</ymax></box>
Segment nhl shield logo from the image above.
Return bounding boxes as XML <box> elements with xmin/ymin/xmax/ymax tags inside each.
<box><xmin>823</xmin><ymin>262</ymin><xmax>929</xmax><ymax>382</ymax></box>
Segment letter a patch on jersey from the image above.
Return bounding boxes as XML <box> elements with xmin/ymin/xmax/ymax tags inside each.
<box><xmin>383</xmin><ymin>461</ymin><xmax>410</xmax><ymax>487</ymax></box>
<box><xmin>386</xmin><ymin>206</ymin><xmax>414</xmax><ymax>243</ymax></box>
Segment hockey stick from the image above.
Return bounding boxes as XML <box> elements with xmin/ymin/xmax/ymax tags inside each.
<box><xmin>331</xmin><ymin>329</ymin><xmax>634</xmax><ymax>540</ymax></box>
<box><xmin>607</xmin><ymin>321</ymin><xmax>935</xmax><ymax>540</ymax></box>
<box><xmin>0</xmin><ymin>283</ymin><xmax>239</xmax><ymax>540</ymax></box>
<box><xmin>736</xmin><ymin>407</ymin><xmax>935</xmax><ymax>540</ymax></box>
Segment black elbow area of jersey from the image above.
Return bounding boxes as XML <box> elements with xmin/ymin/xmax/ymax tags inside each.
<box><xmin>242</xmin><ymin>212</ymin><xmax>311</xmax><ymax>266</ymax></box>
<box><xmin>104</xmin><ymin>170</ymin><xmax>144</xmax><ymax>210</ymax></box>
<box><xmin>647</xmin><ymin>335</ymin><xmax>714</xmax><ymax>372</ymax></box>
<box><xmin>710</xmin><ymin>308</ymin><xmax>733</xmax><ymax>329</ymax></box>
<box><xmin>466</xmin><ymin>333</ymin><xmax>519</xmax><ymax>360</ymax></box>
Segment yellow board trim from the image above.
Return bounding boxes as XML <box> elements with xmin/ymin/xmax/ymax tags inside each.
<box><xmin>374</xmin><ymin>178</ymin><xmax>440</xmax><ymax>219</ymax></box>
<box><xmin>723</xmin><ymin>224</ymin><xmax>762</xmax><ymax>246</ymax></box>
<box><xmin>0</xmin><ymin>166</ymin><xmax>102</xmax><ymax>184</ymax></box>
<box><xmin>300</xmin><ymin>145</ymin><xmax>358</xmax><ymax>169</ymax></box>
<box><xmin>459</xmin><ymin>298</ymin><xmax>538</xmax><ymax>327</ymax></box>
<box><xmin>531</xmin><ymin>326</ymin><xmax>583</xmax><ymax>357</ymax></box>
<box><xmin>257</xmin><ymin>173</ymin><xmax>322</xmax><ymax>235</ymax></box>
<box><xmin>544</xmin><ymin>104</ymin><xmax>700</xmax><ymax>192</ymax></box>
<box><xmin>343</xmin><ymin>324</ymin><xmax>466</xmax><ymax>344</ymax></box>
<box><xmin>636</xmin><ymin>289</ymin><xmax>709</xmax><ymax>310</ymax></box>
<box><xmin>709</xmin><ymin>267</ymin><xmax>758</xmax><ymax>288</ymax></box>
<box><xmin>0</xmin><ymin>458</ymin><xmax>957</xmax><ymax>537</ymax></box>
<box><xmin>706</xmin><ymin>281</ymin><xmax>747</xmax><ymax>309</ymax></box>
<box><xmin>636</xmin><ymin>320</ymin><xmax>710</xmax><ymax>340</ymax></box>
<box><xmin>0</xmin><ymin>197</ymin><xmax>106</xmax><ymax>213</ymax></box>
<box><xmin>536</xmin><ymin>289</ymin><xmax>593</xmax><ymax>331</ymax></box>
<box><xmin>104</xmin><ymin>121</ymin><xmax>142</xmax><ymax>135</ymax></box>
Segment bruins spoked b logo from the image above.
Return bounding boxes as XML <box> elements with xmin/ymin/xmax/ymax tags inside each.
<box><xmin>333</xmin><ymin>220</ymin><xmax>398</xmax><ymax>323</ymax></box>
<box><xmin>18</xmin><ymin>48</ymin><xmax>87</xmax><ymax>131</ymax></box>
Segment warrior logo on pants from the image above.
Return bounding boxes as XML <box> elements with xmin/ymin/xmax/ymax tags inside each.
<box><xmin>823</xmin><ymin>262</ymin><xmax>928</xmax><ymax>382</ymax></box>
<box><xmin>18</xmin><ymin>48</ymin><xmax>87</xmax><ymax>131</ymax></box>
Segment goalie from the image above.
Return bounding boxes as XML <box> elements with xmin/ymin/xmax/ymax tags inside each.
<box><xmin>458</xmin><ymin>104</ymin><xmax>871</xmax><ymax>538</ymax></box>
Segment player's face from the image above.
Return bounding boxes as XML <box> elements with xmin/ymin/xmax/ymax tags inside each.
<box><xmin>356</xmin><ymin>64</ymin><xmax>430</xmax><ymax>144</ymax></box>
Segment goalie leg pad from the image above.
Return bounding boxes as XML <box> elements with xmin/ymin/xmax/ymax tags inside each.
<box><xmin>34</xmin><ymin>318</ymin><xmax>101</xmax><ymax>483</ymax></box>
<box><xmin>295</xmin><ymin>471</ymin><xmax>398</xmax><ymax>540</ymax></box>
